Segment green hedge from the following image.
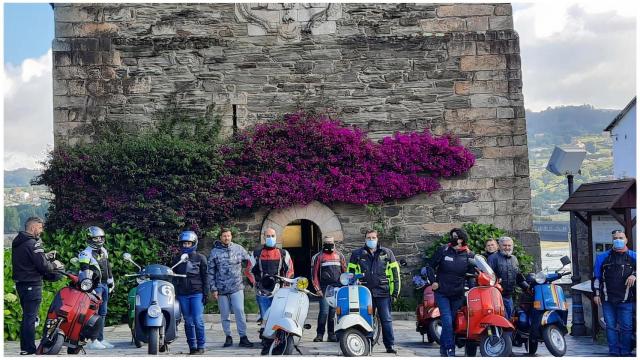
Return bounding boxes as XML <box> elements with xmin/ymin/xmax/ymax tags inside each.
<box><xmin>4</xmin><ymin>225</ymin><xmax>166</xmax><ymax>341</ymax></box>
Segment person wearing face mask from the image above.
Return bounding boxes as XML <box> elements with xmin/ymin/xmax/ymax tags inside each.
<box><xmin>592</xmin><ymin>230</ymin><xmax>636</xmax><ymax>357</ymax></box>
<box><xmin>347</xmin><ymin>229</ymin><xmax>401</xmax><ymax>354</ymax></box>
<box><xmin>172</xmin><ymin>231</ymin><xmax>208</xmax><ymax>355</ymax></box>
<box><xmin>251</xmin><ymin>227</ymin><xmax>294</xmax><ymax>329</ymax></box>
<box><xmin>425</xmin><ymin>228</ymin><xmax>476</xmax><ymax>357</ymax></box>
<box><xmin>311</xmin><ymin>236</ymin><xmax>346</xmax><ymax>343</ymax></box>
<box><xmin>487</xmin><ymin>236</ymin><xmax>528</xmax><ymax>320</ymax></box>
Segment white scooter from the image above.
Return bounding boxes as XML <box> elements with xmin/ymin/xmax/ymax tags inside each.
<box><xmin>259</xmin><ymin>275</ymin><xmax>316</xmax><ymax>355</ymax></box>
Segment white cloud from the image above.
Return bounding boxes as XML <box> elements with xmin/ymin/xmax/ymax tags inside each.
<box><xmin>3</xmin><ymin>50</ymin><xmax>54</xmax><ymax>170</ymax></box>
<box><xmin>514</xmin><ymin>1</ymin><xmax>637</xmax><ymax>111</ymax></box>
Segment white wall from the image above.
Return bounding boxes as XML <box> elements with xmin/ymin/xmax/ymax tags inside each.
<box><xmin>611</xmin><ymin>104</ymin><xmax>636</xmax><ymax>179</ymax></box>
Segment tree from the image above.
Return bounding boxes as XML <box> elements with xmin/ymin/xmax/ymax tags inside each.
<box><xmin>4</xmin><ymin>207</ymin><xmax>20</xmax><ymax>233</ymax></box>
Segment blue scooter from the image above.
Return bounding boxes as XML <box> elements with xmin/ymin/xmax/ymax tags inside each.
<box><xmin>513</xmin><ymin>255</ymin><xmax>571</xmax><ymax>357</ymax></box>
<box><xmin>123</xmin><ymin>252</ymin><xmax>187</xmax><ymax>355</ymax></box>
<box><xmin>326</xmin><ymin>273</ymin><xmax>380</xmax><ymax>357</ymax></box>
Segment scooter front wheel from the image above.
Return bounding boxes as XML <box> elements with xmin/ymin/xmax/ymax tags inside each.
<box><xmin>269</xmin><ymin>330</ymin><xmax>295</xmax><ymax>355</ymax></box>
<box><xmin>36</xmin><ymin>333</ymin><xmax>65</xmax><ymax>355</ymax></box>
<box><xmin>479</xmin><ymin>326</ymin><xmax>512</xmax><ymax>357</ymax></box>
<box><xmin>148</xmin><ymin>327</ymin><xmax>160</xmax><ymax>355</ymax></box>
<box><xmin>340</xmin><ymin>328</ymin><xmax>370</xmax><ymax>357</ymax></box>
<box><xmin>542</xmin><ymin>325</ymin><xmax>566</xmax><ymax>357</ymax></box>
<box><xmin>427</xmin><ymin>318</ymin><xmax>442</xmax><ymax>345</ymax></box>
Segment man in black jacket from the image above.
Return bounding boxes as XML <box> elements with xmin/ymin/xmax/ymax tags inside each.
<box><xmin>487</xmin><ymin>236</ymin><xmax>529</xmax><ymax>320</ymax></box>
<box><xmin>12</xmin><ymin>217</ymin><xmax>64</xmax><ymax>355</ymax></box>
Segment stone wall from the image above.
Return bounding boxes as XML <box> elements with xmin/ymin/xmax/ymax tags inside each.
<box><xmin>52</xmin><ymin>3</ymin><xmax>541</xmax><ymax>270</ymax></box>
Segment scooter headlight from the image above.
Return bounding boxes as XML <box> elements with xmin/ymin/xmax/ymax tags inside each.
<box><xmin>296</xmin><ymin>277</ymin><xmax>309</xmax><ymax>291</ymax></box>
<box><xmin>535</xmin><ymin>271</ymin><xmax>546</xmax><ymax>284</ymax></box>
<box><xmin>80</xmin><ymin>278</ymin><xmax>93</xmax><ymax>291</ymax></box>
<box><xmin>339</xmin><ymin>273</ymin><xmax>353</xmax><ymax>286</ymax></box>
<box><xmin>148</xmin><ymin>304</ymin><xmax>162</xmax><ymax>318</ymax></box>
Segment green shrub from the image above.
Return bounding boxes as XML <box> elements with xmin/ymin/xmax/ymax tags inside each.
<box><xmin>3</xmin><ymin>225</ymin><xmax>167</xmax><ymax>339</ymax></box>
<box><xmin>423</xmin><ymin>223</ymin><xmax>534</xmax><ymax>274</ymax></box>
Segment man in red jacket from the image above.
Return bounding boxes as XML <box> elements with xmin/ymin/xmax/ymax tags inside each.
<box><xmin>311</xmin><ymin>236</ymin><xmax>346</xmax><ymax>342</ymax></box>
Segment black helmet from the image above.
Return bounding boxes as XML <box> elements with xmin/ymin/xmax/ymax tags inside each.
<box><xmin>86</xmin><ymin>226</ymin><xmax>106</xmax><ymax>250</ymax></box>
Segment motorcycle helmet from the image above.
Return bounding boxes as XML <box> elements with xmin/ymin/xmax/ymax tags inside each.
<box><xmin>86</xmin><ymin>226</ymin><xmax>106</xmax><ymax>250</ymax></box>
<box><xmin>178</xmin><ymin>231</ymin><xmax>198</xmax><ymax>254</ymax></box>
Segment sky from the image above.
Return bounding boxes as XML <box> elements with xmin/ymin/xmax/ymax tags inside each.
<box><xmin>2</xmin><ymin>2</ymin><xmax>638</xmax><ymax>170</ymax></box>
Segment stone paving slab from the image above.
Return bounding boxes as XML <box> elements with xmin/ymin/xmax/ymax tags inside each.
<box><xmin>4</xmin><ymin>318</ymin><xmax>612</xmax><ymax>357</ymax></box>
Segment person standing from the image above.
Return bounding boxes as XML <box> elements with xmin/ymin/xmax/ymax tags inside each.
<box><xmin>347</xmin><ymin>229</ymin><xmax>400</xmax><ymax>354</ymax></box>
<box><xmin>487</xmin><ymin>236</ymin><xmax>529</xmax><ymax>320</ymax></box>
<box><xmin>593</xmin><ymin>230</ymin><xmax>636</xmax><ymax>357</ymax></box>
<box><xmin>483</xmin><ymin>238</ymin><xmax>498</xmax><ymax>259</ymax></box>
<box><xmin>79</xmin><ymin>226</ymin><xmax>116</xmax><ymax>350</ymax></box>
<box><xmin>426</xmin><ymin>228</ymin><xmax>475</xmax><ymax>357</ymax></box>
<box><xmin>311</xmin><ymin>236</ymin><xmax>346</xmax><ymax>343</ymax></box>
<box><xmin>208</xmin><ymin>228</ymin><xmax>255</xmax><ymax>348</ymax></box>
<box><xmin>173</xmin><ymin>231</ymin><xmax>208</xmax><ymax>355</ymax></box>
<box><xmin>12</xmin><ymin>217</ymin><xmax>64</xmax><ymax>355</ymax></box>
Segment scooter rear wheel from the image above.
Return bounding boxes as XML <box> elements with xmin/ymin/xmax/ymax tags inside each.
<box><xmin>340</xmin><ymin>328</ymin><xmax>370</xmax><ymax>357</ymax></box>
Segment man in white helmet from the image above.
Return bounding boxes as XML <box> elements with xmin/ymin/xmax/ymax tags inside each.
<box><xmin>78</xmin><ymin>226</ymin><xmax>115</xmax><ymax>350</ymax></box>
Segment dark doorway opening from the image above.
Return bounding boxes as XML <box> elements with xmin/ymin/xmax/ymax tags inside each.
<box><xmin>282</xmin><ymin>219</ymin><xmax>322</xmax><ymax>281</ymax></box>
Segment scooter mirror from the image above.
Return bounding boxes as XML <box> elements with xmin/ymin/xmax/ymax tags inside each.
<box><xmin>399</xmin><ymin>258</ymin><xmax>408</xmax><ymax>267</ymax></box>
<box><xmin>180</xmin><ymin>253</ymin><xmax>189</xmax><ymax>262</ymax></box>
<box><xmin>123</xmin><ymin>253</ymin><xmax>132</xmax><ymax>261</ymax></box>
<box><xmin>560</xmin><ymin>256</ymin><xmax>571</xmax><ymax>266</ymax></box>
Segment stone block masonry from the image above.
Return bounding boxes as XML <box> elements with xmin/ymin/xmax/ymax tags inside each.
<box><xmin>53</xmin><ymin>3</ymin><xmax>540</xmax><ymax>270</ymax></box>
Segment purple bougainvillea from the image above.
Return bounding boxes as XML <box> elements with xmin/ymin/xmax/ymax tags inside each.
<box><xmin>36</xmin><ymin>112</ymin><xmax>475</xmax><ymax>241</ymax></box>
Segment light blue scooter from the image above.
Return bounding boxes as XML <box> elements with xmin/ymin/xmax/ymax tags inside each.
<box><xmin>326</xmin><ymin>273</ymin><xmax>380</xmax><ymax>356</ymax></box>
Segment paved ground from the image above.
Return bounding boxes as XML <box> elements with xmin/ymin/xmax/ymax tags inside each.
<box><xmin>4</xmin><ymin>312</ymin><xmax>612</xmax><ymax>357</ymax></box>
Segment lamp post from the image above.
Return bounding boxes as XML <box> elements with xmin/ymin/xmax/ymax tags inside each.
<box><xmin>546</xmin><ymin>146</ymin><xmax>587</xmax><ymax>336</ymax></box>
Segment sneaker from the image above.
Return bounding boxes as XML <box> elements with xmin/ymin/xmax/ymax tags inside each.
<box><xmin>196</xmin><ymin>348</ymin><xmax>205</xmax><ymax>355</ymax></box>
<box><xmin>189</xmin><ymin>348</ymin><xmax>197</xmax><ymax>355</ymax></box>
<box><xmin>327</xmin><ymin>335</ymin><xmax>338</xmax><ymax>342</ymax></box>
<box><xmin>446</xmin><ymin>348</ymin><xmax>455</xmax><ymax>357</ymax></box>
<box><xmin>85</xmin><ymin>340</ymin><xmax>106</xmax><ymax>350</ymax></box>
<box><xmin>386</xmin><ymin>347</ymin><xmax>397</xmax><ymax>354</ymax></box>
<box><xmin>239</xmin><ymin>336</ymin><xmax>254</xmax><ymax>348</ymax></box>
<box><xmin>313</xmin><ymin>335</ymin><xmax>323</xmax><ymax>342</ymax></box>
<box><xmin>223</xmin><ymin>336</ymin><xmax>233</xmax><ymax>347</ymax></box>
<box><xmin>261</xmin><ymin>346</ymin><xmax>270</xmax><ymax>355</ymax></box>
<box><xmin>100</xmin><ymin>340</ymin><xmax>115</xmax><ymax>349</ymax></box>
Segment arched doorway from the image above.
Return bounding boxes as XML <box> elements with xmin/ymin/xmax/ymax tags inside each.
<box><xmin>261</xmin><ymin>201</ymin><xmax>344</xmax><ymax>279</ymax></box>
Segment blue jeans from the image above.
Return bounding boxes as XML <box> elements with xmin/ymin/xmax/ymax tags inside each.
<box><xmin>95</xmin><ymin>283</ymin><xmax>109</xmax><ymax>341</ymax></box>
<box><xmin>373</xmin><ymin>297</ymin><xmax>394</xmax><ymax>349</ymax></box>
<box><xmin>16</xmin><ymin>283</ymin><xmax>42</xmax><ymax>354</ymax></box>
<box><xmin>256</xmin><ymin>294</ymin><xmax>273</xmax><ymax>320</ymax></box>
<box><xmin>602</xmin><ymin>301</ymin><xmax>634</xmax><ymax>356</ymax></box>
<box><xmin>502</xmin><ymin>296</ymin><xmax>513</xmax><ymax>320</ymax></box>
<box><xmin>435</xmin><ymin>292</ymin><xmax>465</xmax><ymax>355</ymax></box>
<box><xmin>177</xmin><ymin>293</ymin><xmax>206</xmax><ymax>350</ymax></box>
<box><xmin>218</xmin><ymin>290</ymin><xmax>248</xmax><ymax>337</ymax></box>
<box><xmin>317</xmin><ymin>296</ymin><xmax>336</xmax><ymax>336</ymax></box>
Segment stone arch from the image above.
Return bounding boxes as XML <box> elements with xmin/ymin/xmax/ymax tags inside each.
<box><xmin>260</xmin><ymin>201</ymin><xmax>344</xmax><ymax>244</ymax></box>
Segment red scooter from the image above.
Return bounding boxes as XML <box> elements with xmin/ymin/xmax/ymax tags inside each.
<box><xmin>453</xmin><ymin>254</ymin><xmax>514</xmax><ymax>357</ymax></box>
<box><xmin>414</xmin><ymin>269</ymin><xmax>441</xmax><ymax>344</ymax></box>
<box><xmin>36</xmin><ymin>262</ymin><xmax>103</xmax><ymax>355</ymax></box>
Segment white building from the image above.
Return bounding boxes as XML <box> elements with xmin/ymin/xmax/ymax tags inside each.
<box><xmin>604</xmin><ymin>97</ymin><xmax>636</xmax><ymax>179</ymax></box>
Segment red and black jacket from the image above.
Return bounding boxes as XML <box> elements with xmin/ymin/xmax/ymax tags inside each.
<box><xmin>311</xmin><ymin>250</ymin><xmax>347</xmax><ymax>293</ymax></box>
<box><xmin>251</xmin><ymin>246</ymin><xmax>294</xmax><ymax>284</ymax></box>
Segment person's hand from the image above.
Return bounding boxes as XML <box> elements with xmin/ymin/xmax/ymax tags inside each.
<box><xmin>593</xmin><ymin>295</ymin><xmax>601</xmax><ymax>306</ymax></box>
<box><xmin>45</xmin><ymin>250</ymin><xmax>57</xmax><ymax>260</ymax></box>
<box><xmin>316</xmin><ymin>290</ymin><xmax>323</xmax><ymax>297</ymax></box>
<box><xmin>210</xmin><ymin>291</ymin><xmax>219</xmax><ymax>301</ymax></box>
<box><xmin>52</xmin><ymin>260</ymin><xmax>65</xmax><ymax>271</ymax></box>
<box><xmin>432</xmin><ymin>282</ymin><xmax>439</xmax><ymax>290</ymax></box>
<box><xmin>392</xmin><ymin>294</ymin><xmax>399</xmax><ymax>303</ymax></box>
<box><xmin>107</xmin><ymin>282</ymin><xmax>115</xmax><ymax>294</ymax></box>
<box><xmin>625</xmin><ymin>275</ymin><xmax>636</xmax><ymax>288</ymax></box>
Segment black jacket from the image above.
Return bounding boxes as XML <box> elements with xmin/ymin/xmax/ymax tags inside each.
<box><xmin>427</xmin><ymin>245</ymin><xmax>476</xmax><ymax>298</ymax></box>
<box><xmin>488</xmin><ymin>252</ymin><xmax>528</xmax><ymax>297</ymax></box>
<box><xmin>172</xmin><ymin>252</ymin><xmax>208</xmax><ymax>296</ymax></box>
<box><xmin>348</xmin><ymin>245</ymin><xmax>401</xmax><ymax>298</ymax></box>
<box><xmin>12</xmin><ymin>231</ymin><xmax>57</xmax><ymax>286</ymax></box>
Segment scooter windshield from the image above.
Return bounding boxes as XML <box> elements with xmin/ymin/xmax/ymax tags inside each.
<box><xmin>472</xmin><ymin>254</ymin><xmax>495</xmax><ymax>277</ymax></box>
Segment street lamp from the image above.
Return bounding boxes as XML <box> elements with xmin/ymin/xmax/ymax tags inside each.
<box><xmin>546</xmin><ymin>146</ymin><xmax>587</xmax><ymax>336</ymax></box>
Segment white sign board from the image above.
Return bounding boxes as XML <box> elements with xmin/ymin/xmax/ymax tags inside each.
<box><xmin>591</xmin><ymin>215</ymin><xmax>621</xmax><ymax>258</ymax></box>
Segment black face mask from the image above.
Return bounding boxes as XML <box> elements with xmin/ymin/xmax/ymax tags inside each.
<box><xmin>323</xmin><ymin>244</ymin><xmax>335</xmax><ymax>252</ymax></box>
